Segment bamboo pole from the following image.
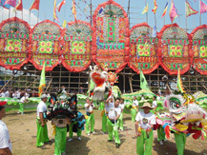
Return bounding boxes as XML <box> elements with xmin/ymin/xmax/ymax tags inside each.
<box><xmin>46</xmin><ymin>78</ymin><xmax>53</xmax><ymax>91</ymax></box>
<box><xmin>0</xmin><ymin>76</ymin><xmax>14</xmax><ymax>92</ymax></box>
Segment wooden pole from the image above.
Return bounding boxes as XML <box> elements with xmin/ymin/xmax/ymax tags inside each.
<box><xmin>185</xmin><ymin>0</ymin><xmax>187</xmax><ymax>31</ymax></box>
<box><xmin>46</xmin><ymin>78</ymin><xmax>53</xmax><ymax>91</ymax></box>
<box><xmin>90</xmin><ymin>0</ymin><xmax>92</xmax><ymax>26</ymax></box>
<box><xmin>129</xmin><ymin>76</ymin><xmax>133</xmax><ymax>93</ymax></box>
<box><xmin>26</xmin><ymin>78</ymin><xmax>38</xmax><ymax>89</ymax></box>
<box><xmin>0</xmin><ymin>76</ymin><xmax>14</xmax><ymax>92</ymax></box>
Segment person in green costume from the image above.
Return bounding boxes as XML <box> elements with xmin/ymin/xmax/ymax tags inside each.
<box><xmin>151</xmin><ymin>96</ymin><xmax>166</xmax><ymax>145</ymax></box>
<box><xmin>131</xmin><ymin>96</ymin><xmax>139</xmax><ymax>122</ymax></box>
<box><xmin>107</xmin><ymin>98</ymin><xmax>121</xmax><ymax>148</ymax></box>
<box><xmin>36</xmin><ymin>94</ymin><xmax>50</xmax><ymax>147</ymax></box>
<box><xmin>52</xmin><ymin>117</ymin><xmax>71</xmax><ymax>155</ymax></box>
<box><xmin>85</xmin><ymin>98</ymin><xmax>95</xmax><ymax>135</ymax></box>
<box><xmin>118</xmin><ymin>98</ymin><xmax>125</xmax><ymax>131</ymax></box>
<box><xmin>135</xmin><ymin>102</ymin><xmax>156</xmax><ymax>155</ymax></box>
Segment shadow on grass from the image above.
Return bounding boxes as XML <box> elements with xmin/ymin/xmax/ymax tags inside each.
<box><xmin>153</xmin><ymin>138</ymin><xmax>207</xmax><ymax>155</ymax></box>
<box><xmin>66</xmin><ymin>135</ymin><xmax>91</xmax><ymax>155</ymax></box>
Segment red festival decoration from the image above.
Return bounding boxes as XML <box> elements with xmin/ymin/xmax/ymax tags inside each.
<box><xmin>129</xmin><ymin>23</ymin><xmax>159</xmax><ymax>74</ymax></box>
<box><xmin>93</xmin><ymin>0</ymin><xmax>129</xmax><ymax>73</ymax></box>
<box><xmin>191</xmin><ymin>25</ymin><xmax>207</xmax><ymax>75</ymax></box>
<box><xmin>29</xmin><ymin>20</ymin><xmax>62</xmax><ymax>71</ymax></box>
<box><xmin>61</xmin><ymin>20</ymin><xmax>94</xmax><ymax>72</ymax></box>
<box><xmin>157</xmin><ymin>23</ymin><xmax>191</xmax><ymax>75</ymax></box>
<box><xmin>0</xmin><ymin>17</ymin><xmax>31</xmax><ymax>70</ymax></box>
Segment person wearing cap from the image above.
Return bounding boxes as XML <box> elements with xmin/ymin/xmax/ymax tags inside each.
<box><xmin>36</xmin><ymin>94</ymin><xmax>49</xmax><ymax>147</ymax></box>
<box><xmin>107</xmin><ymin>98</ymin><xmax>121</xmax><ymax>148</ymax></box>
<box><xmin>131</xmin><ymin>96</ymin><xmax>139</xmax><ymax>122</ymax></box>
<box><xmin>85</xmin><ymin>98</ymin><xmax>95</xmax><ymax>136</ymax></box>
<box><xmin>135</xmin><ymin>102</ymin><xmax>156</xmax><ymax>155</ymax></box>
<box><xmin>0</xmin><ymin>101</ymin><xmax>12</xmax><ymax>155</ymax></box>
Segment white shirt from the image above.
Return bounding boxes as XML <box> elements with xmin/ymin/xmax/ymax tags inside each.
<box><xmin>5</xmin><ymin>91</ymin><xmax>9</xmax><ymax>97</ymax></box>
<box><xmin>0</xmin><ymin>92</ymin><xmax>5</xmax><ymax>97</ymax></box>
<box><xmin>85</xmin><ymin>103</ymin><xmax>94</xmax><ymax>112</ymax></box>
<box><xmin>0</xmin><ymin>120</ymin><xmax>12</xmax><ymax>151</ymax></box>
<box><xmin>108</xmin><ymin>106</ymin><xmax>121</xmax><ymax>120</ymax></box>
<box><xmin>37</xmin><ymin>101</ymin><xmax>47</xmax><ymax>118</ymax></box>
<box><xmin>16</xmin><ymin>91</ymin><xmax>21</xmax><ymax>99</ymax></box>
<box><xmin>119</xmin><ymin>103</ymin><xmax>125</xmax><ymax>110</ymax></box>
<box><xmin>20</xmin><ymin>96</ymin><xmax>27</xmax><ymax>103</ymax></box>
<box><xmin>152</xmin><ymin>101</ymin><xmax>157</xmax><ymax>108</ymax></box>
<box><xmin>135</xmin><ymin>111</ymin><xmax>156</xmax><ymax>130</ymax></box>
<box><xmin>25</xmin><ymin>93</ymin><xmax>30</xmax><ymax>98</ymax></box>
<box><xmin>133</xmin><ymin>100</ymin><xmax>139</xmax><ymax>107</ymax></box>
<box><xmin>105</xmin><ymin>101</ymin><xmax>114</xmax><ymax>112</ymax></box>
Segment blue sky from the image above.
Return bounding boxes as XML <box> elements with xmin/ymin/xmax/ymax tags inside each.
<box><xmin>1</xmin><ymin>0</ymin><xmax>207</xmax><ymax>33</ymax></box>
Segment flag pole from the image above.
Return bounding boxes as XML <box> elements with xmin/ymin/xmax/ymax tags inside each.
<box><xmin>154</xmin><ymin>13</ymin><xmax>157</xmax><ymax>28</ymax></box>
<box><xmin>199</xmin><ymin>0</ymin><xmax>201</xmax><ymax>25</ymax></box>
<box><xmin>37</xmin><ymin>9</ymin><xmax>39</xmax><ymax>23</ymax></box>
<box><xmin>145</xmin><ymin>0</ymin><xmax>148</xmax><ymax>23</ymax></box>
<box><xmin>53</xmin><ymin>0</ymin><xmax>55</xmax><ymax>22</ymax></box>
<box><xmin>185</xmin><ymin>0</ymin><xmax>187</xmax><ymax>31</ymax></box>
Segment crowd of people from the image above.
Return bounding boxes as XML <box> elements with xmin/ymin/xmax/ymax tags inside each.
<box><xmin>0</xmin><ymin>86</ymin><xmax>206</xmax><ymax>155</ymax></box>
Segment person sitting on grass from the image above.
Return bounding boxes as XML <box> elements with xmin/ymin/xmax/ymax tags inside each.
<box><xmin>85</xmin><ymin>98</ymin><xmax>95</xmax><ymax>136</ymax></box>
<box><xmin>0</xmin><ymin>101</ymin><xmax>12</xmax><ymax>155</ymax></box>
<box><xmin>135</xmin><ymin>102</ymin><xmax>156</xmax><ymax>155</ymax></box>
<box><xmin>107</xmin><ymin>97</ymin><xmax>121</xmax><ymax>148</ymax></box>
<box><xmin>36</xmin><ymin>94</ymin><xmax>50</xmax><ymax>147</ymax></box>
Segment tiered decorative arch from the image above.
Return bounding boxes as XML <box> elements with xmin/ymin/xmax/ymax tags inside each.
<box><xmin>0</xmin><ymin>17</ymin><xmax>31</xmax><ymax>70</ymax></box>
<box><xmin>129</xmin><ymin>23</ymin><xmax>159</xmax><ymax>74</ymax></box>
<box><xmin>157</xmin><ymin>23</ymin><xmax>191</xmax><ymax>75</ymax></box>
<box><xmin>29</xmin><ymin>20</ymin><xmax>62</xmax><ymax>71</ymax></box>
<box><xmin>191</xmin><ymin>25</ymin><xmax>207</xmax><ymax>74</ymax></box>
<box><xmin>61</xmin><ymin>20</ymin><xmax>94</xmax><ymax>72</ymax></box>
<box><xmin>93</xmin><ymin>0</ymin><xmax>129</xmax><ymax>72</ymax></box>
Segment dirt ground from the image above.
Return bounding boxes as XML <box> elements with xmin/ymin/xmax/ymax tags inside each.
<box><xmin>3</xmin><ymin>109</ymin><xmax>207</xmax><ymax>155</ymax></box>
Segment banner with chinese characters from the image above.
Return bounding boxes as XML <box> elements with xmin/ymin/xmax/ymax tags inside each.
<box><xmin>157</xmin><ymin>23</ymin><xmax>191</xmax><ymax>75</ymax></box>
<box><xmin>93</xmin><ymin>0</ymin><xmax>129</xmax><ymax>72</ymax></box>
<box><xmin>29</xmin><ymin>20</ymin><xmax>62</xmax><ymax>71</ymax></box>
<box><xmin>191</xmin><ymin>25</ymin><xmax>207</xmax><ymax>74</ymax></box>
<box><xmin>61</xmin><ymin>20</ymin><xmax>93</xmax><ymax>72</ymax></box>
<box><xmin>0</xmin><ymin>17</ymin><xmax>30</xmax><ymax>70</ymax></box>
<box><xmin>129</xmin><ymin>23</ymin><xmax>159</xmax><ymax>74</ymax></box>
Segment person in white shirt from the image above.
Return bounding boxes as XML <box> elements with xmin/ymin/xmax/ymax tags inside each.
<box><xmin>152</xmin><ymin>96</ymin><xmax>157</xmax><ymax>112</ymax></box>
<box><xmin>135</xmin><ymin>102</ymin><xmax>155</xmax><ymax>155</ymax></box>
<box><xmin>4</xmin><ymin>90</ymin><xmax>10</xmax><ymax>98</ymax></box>
<box><xmin>131</xmin><ymin>96</ymin><xmax>139</xmax><ymax>122</ymax></box>
<box><xmin>84</xmin><ymin>98</ymin><xmax>95</xmax><ymax>136</ymax></box>
<box><xmin>0</xmin><ymin>91</ymin><xmax>6</xmax><ymax>98</ymax></box>
<box><xmin>107</xmin><ymin>98</ymin><xmax>121</xmax><ymax>148</ymax></box>
<box><xmin>16</xmin><ymin>90</ymin><xmax>21</xmax><ymax>99</ymax></box>
<box><xmin>118</xmin><ymin>98</ymin><xmax>125</xmax><ymax>131</ymax></box>
<box><xmin>0</xmin><ymin>101</ymin><xmax>12</xmax><ymax>155</ymax></box>
<box><xmin>36</xmin><ymin>94</ymin><xmax>49</xmax><ymax>147</ymax></box>
<box><xmin>17</xmin><ymin>93</ymin><xmax>28</xmax><ymax>115</ymax></box>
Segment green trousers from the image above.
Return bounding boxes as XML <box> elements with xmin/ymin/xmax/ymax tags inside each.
<box><xmin>36</xmin><ymin>120</ymin><xmax>49</xmax><ymax>147</ymax></box>
<box><xmin>136</xmin><ymin>130</ymin><xmax>153</xmax><ymax>155</ymax></box>
<box><xmin>102</xmin><ymin>112</ymin><xmax>107</xmax><ymax>132</ymax></box>
<box><xmin>19</xmin><ymin>103</ymin><xmax>24</xmax><ymax>113</ymax></box>
<box><xmin>118</xmin><ymin>113</ymin><xmax>123</xmax><ymax>130</ymax></box>
<box><xmin>131</xmin><ymin>108</ymin><xmax>137</xmax><ymax>122</ymax></box>
<box><xmin>86</xmin><ymin>113</ymin><xmax>95</xmax><ymax>134</ymax></box>
<box><xmin>55</xmin><ymin>127</ymin><xmax>67</xmax><ymax>155</ymax></box>
<box><xmin>107</xmin><ymin>119</ymin><xmax>120</xmax><ymax>144</ymax></box>
<box><xmin>157</xmin><ymin>126</ymin><xmax>165</xmax><ymax>141</ymax></box>
<box><xmin>174</xmin><ymin>132</ymin><xmax>187</xmax><ymax>155</ymax></box>
<box><xmin>69</xmin><ymin>122</ymin><xmax>82</xmax><ymax>138</ymax></box>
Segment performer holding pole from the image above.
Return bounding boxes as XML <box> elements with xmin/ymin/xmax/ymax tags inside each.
<box><xmin>36</xmin><ymin>94</ymin><xmax>50</xmax><ymax>147</ymax></box>
<box><xmin>85</xmin><ymin>98</ymin><xmax>95</xmax><ymax>135</ymax></box>
<box><xmin>135</xmin><ymin>103</ymin><xmax>156</xmax><ymax>155</ymax></box>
